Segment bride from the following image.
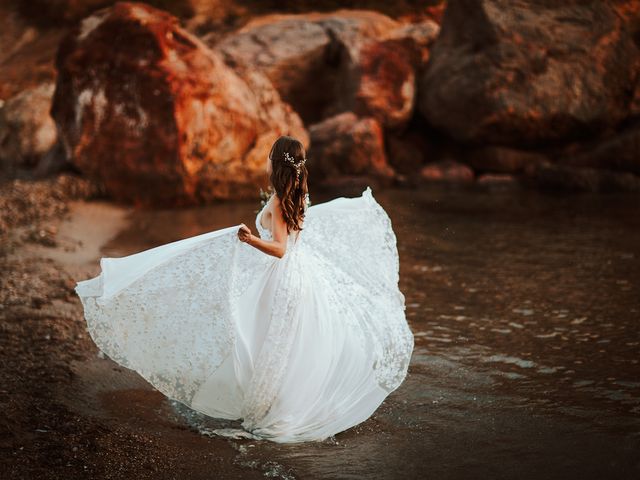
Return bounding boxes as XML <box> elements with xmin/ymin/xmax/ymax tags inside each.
<box><xmin>75</xmin><ymin>135</ymin><xmax>414</xmax><ymax>443</ymax></box>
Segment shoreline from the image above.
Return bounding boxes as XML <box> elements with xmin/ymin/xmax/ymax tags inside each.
<box><xmin>0</xmin><ymin>177</ymin><xmax>272</xmax><ymax>479</ymax></box>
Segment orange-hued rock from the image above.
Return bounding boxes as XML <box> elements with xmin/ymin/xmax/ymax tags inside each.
<box><xmin>216</xmin><ymin>12</ymin><xmax>441</xmax><ymax>130</ymax></box>
<box><xmin>466</xmin><ymin>145</ymin><xmax>549</xmax><ymax>174</ymax></box>
<box><xmin>560</xmin><ymin>123</ymin><xmax>640</xmax><ymax>176</ymax></box>
<box><xmin>351</xmin><ymin>39</ymin><xmax>416</xmax><ymax>129</ymax></box>
<box><xmin>215</xmin><ymin>11</ymin><xmax>402</xmax><ymax>124</ymax></box>
<box><xmin>50</xmin><ymin>2</ymin><xmax>306</xmax><ymax>206</ymax></box>
<box><xmin>523</xmin><ymin>162</ymin><xmax>640</xmax><ymax>192</ymax></box>
<box><xmin>420</xmin><ymin>160</ymin><xmax>474</xmax><ymax>183</ymax></box>
<box><xmin>476</xmin><ymin>173</ymin><xmax>518</xmax><ymax>189</ymax></box>
<box><xmin>0</xmin><ymin>82</ymin><xmax>58</xmax><ymax>173</ymax></box>
<box><xmin>351</xmin><ymin>20</ymin><xmax>440</xmax><ymax>129</ymax></box>
<box><xmin>419</xmin><ymin>0</ymin><xmax>640</xmax><ymax>146</ymax></box>
<box><xmin>307</xmin><ymin>112</ymin><xmax>393</xmax><ymax>181</ymax></box>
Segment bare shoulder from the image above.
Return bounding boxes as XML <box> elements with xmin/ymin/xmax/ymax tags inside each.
<box><xmin>264</xmin><ymin>192</ymin><xmax>276</xmax><ymax>211</ymax></box>
<box><xmin>271</xmin><ymin>193</ymin><xmax>283</xmax><ymax>211</ymax></box>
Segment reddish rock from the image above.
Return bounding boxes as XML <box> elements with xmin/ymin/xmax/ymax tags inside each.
<box><xmin>385</xmin><ymin>130</ymin><xmax>432</xmax><ymax>174</ymax></box>
<box><xmin>420</xmin><ymin>159</ymin><xmax>474</xmax><ymax>183</ymax></box>
<box><xmin>0</xmin><ymin>82</ymin><xmax>58</xmax><ymax>172</ymax></box>
<box><xmin>215</xmin><ymin>16</ymin><xmax>336</xmax><ymax>124</ymax></box>
<box><xmin>349</xmin><ymin>19</ymin><xmax>439</xmax><ymax>129</ymax></box>
<box><xmin>10</xmin><ymin>0</ymin><xmax>196</xmax><ymax>27</ymax></box>
<box><xmin>419</xmin><ymin>0</ymin><xmax>640</xmax><ymax>146</ymax></box>
<box><xmin>0</xmin><ymin>4</ymin><xmax>64</xmax><ymax>100</ymax></box>
<box><xmin>467</xmin><ymin>145</ymin><xmax>549</xmax><ymax>174</ymax></box>
<box><xmin>216</xmin><ymin>12</ymin><xmax>440</xmax><ymax>130</ymax></box>
<box><xmin>560</xmin><ymin>123</ymin><xmax>640</xmax><ymax>176</ymax></box>
<box><xmin>215</xmin><ymin>11</ymin><xmax>401</xmax><ymax>124</ymax></box>
<box><xmin>384</xmin><ymin>20</ymin><xmax>440</xmax><ymax>68</ymax></box>
<box><xmin>308</xmin><ymin>112</ymin><xmax>393</xmax><ymax>181</ymax></box>
<box><xmin>350</xmin><ymin>39</ymin><xmax>416</xmax><ymax>129</ymax></box>
<box><xmin>423</xmin><ymin>3</ymin><xmax>447</xmax><ymax>25</ymax></box>
<box><xmin>51</xmin><ymin>2</ymin><xmax>306</xmax><ymax>206</ymax></box>
<box><xmin>476</xmin><ymin>173</ymin><xmax>519</xmax><ymax>189</ymax></box>
<box><xmin>524</xmin><ymin>162</ymin><xmax>640</xmax><ymax>192</ymax></box>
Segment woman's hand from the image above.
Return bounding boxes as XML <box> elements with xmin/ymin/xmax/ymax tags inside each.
<box><xmin>238</xmin><ymin>197</ymin><xmax>288</xmax><ymax>258</ymax></box>
<box><xmin>238</xmin><ymin>224</ymin><xmax>253</xmax><ymax>243</ymax></box>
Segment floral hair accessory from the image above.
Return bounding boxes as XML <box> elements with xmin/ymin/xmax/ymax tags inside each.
<box><xmin>283</xmin><ymin>151</ymin><xmax>306</xmax><ymax>178</ymax></box>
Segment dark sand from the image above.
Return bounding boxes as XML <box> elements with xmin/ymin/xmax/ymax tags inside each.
<box><xmin>0</xmin><ymin>177</ymin><xmax>266</xmax><ymax>479</ymax></box>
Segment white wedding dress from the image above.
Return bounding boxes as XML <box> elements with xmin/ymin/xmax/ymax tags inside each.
<box><xmin>75</xmin><ymin>186</ymin><xmax>414</xmax><ymax>443</ymax></box>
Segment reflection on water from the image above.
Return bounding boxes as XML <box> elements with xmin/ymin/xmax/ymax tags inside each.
<box><xmin>104</xmin><ymin>185</ymin><xmax>640</xmax><ymax>478</ymax></box>
<box><xmin>387</xmin><ymin>186</ymin><xmax>640</xmax><ymax>423</ymax></box>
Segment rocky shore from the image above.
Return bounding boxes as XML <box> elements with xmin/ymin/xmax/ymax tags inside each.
<box><xmin>0</xmin><ymin>175</ymin><xmax>280</xmax><ymax>478</ymax></box>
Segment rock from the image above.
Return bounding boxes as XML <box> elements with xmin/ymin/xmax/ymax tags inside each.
<box><xmin>308</xmin><ymin>112</ymin><xmax>393</xmax><ymax>181</ymax></box>
<box><xmin>50</xmin><ymin>2</ymin><xmax>306</xmax><ymax>206</ymax></box>
<box><xmin>560</xmin><ymin>123</ymin><xmax>640</xmax><ymax>176</ymax></box>
<box><xmin>420</xmin><ymin>160</ymin><xmax>474</xmax><ymax>183</ymax></box>
<box><xmin>476</xmin><ymin>173</ymin><xmax>519</xmax><ymax>189</ymax></box>
<box><xmin>215</xmin><ymin>11</ymin><xmax>400</xmax><ymax>124</ymax></box>
<box><xmin>418</xmin><ymin>0</ymin><xmax>640</xmax><ymax>146</ymax></box>
<box><xmin>216</xmin><ymin>16</ymin><xmax>336</xmax><ymax>124</ymax></box>
<box><xmin>384</xmin><ymin>20</ymin><xmax>440</xmax><ymax>68</ymax></box>
<box><xmin>346</xmin><ymin>19</ymin><xmax>441</xmax><ymax>130</ymax></box>
<box><xmin>467</xmin><ymin>145</ymin><xmax>549</xmax><ymax>174</ymax></box>
<box><xmin>216</xmin><ymin>13</ymin><xmax>441</xmax><ymax>130</ymax></box>
<box><xmin>0</xmin><ymin>82</ymin><xmax>58</xmax><ymax>173</ymax></box>
<box><xmin>0</xmin><ymin>2</ymin><xmax>68</xmax><ymax>100</ymax></box>
<box><xmin>385</xmin><ymin>130</ymin><xmax>431</xmax><ymax>174</ymax></box>
<box><xmin>11</xmin><ymin>0</ymin><xmax>196</xmax><ymax>27</ymax></box>
<box><xmin>219</xmin><ymin>59</ymin><xmax>309</xmax><ymax>176</ymax></box>
<box><xmin>350</xmin><ymin>38</ymin><xmax>416</xmax><ymax>129</ymax></box>
<box><xmin>523</xmin><ymin>162</ymin><xmax>640</xmax><ymax>192</ymax></box>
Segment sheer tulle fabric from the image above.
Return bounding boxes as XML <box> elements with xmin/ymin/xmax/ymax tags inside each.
<box><xmin>75</xmin><ymin>186</ymin><xmax>414</xmax><ymax>443</ymax></box>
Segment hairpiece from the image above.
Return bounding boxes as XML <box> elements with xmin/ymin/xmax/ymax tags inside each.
<box><xmin>283</xmin><ymin>151</ymin><xmax>306</xmax><ymax>178</ymax></box>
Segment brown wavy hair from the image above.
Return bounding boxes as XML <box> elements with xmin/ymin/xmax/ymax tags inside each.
<box><xmin>268</xmin><ymin>136</ymin><xmax>308</xmax><ymax>234</ymax></box>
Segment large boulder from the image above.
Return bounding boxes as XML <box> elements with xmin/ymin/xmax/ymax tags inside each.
<box><xmin>524</xmin><ymin>162</ymin><xmax>640</xmax><ymax>192</ymax></box>
<box><xmin>215</xmin><ymin>16</ymin><xmax>337</xmax><ymax>124</ymax></box>
<box><xmin>214</xmin><ymin>11</ymin><xmax>402</xmax><ymax>124</ymax></box>
<box><xmin>419</xmin><ymin>0</ymin><xmax>640</xmax><ymax>147</ymax></box>
<box><xmin>0</xmin><ymin>2</ymin><xmax>64</xmax><ymax>101</ymax></box>
<box><xmin>559</xmin><ymin>123</ymin><xmax>640</xmax><ymax>176</ymax></box>
<box><xmin>10</xmin><ymin>0</ymin><xmax>196</xmax><ymax>27</ymax></box>
<box><xmin>349</xmin><ymin>36</ymin><xmax>417</xmax><ymax>129</ymax></box>
<box><xmin>344</xmin><ymin>19</ymin><xmax>440</xmax><ymax>129</ymax></box>
<box><xmin>216</xmin><ymin>13</ymin><xmax>441</xmax><ymax>130</ymax></box>
<box><xmin>466</xmin><ymin>145</ymin><xmax>549</xmax><ymax>174</ymax></box>
<box><xmin>0</xmin><ymin>82</ymin><xmax>58</xmax><ymax>173</ymax></box>
<box><xmin>307</xmin><ymin>112</ymin><xmax>393</xmax><ymax>181</ymax></box>
<box><xmin>51</xmin><ymin>2</ymin><xmax>306</xmax><ymax>206</ymax></box>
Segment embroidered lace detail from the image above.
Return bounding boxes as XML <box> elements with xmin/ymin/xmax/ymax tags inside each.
<box><xmin>300</xmin><ymin>187</ymin><xmax>413</xmax><ymax>392</ymax></box>
<box><xmin>80</xmin><ymin>233</ymin><xmax>241</xmax><ymax>405</ymax></box>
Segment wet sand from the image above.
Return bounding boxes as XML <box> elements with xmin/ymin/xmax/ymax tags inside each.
<box><xmin>2</xmin><ymin>179</ymin><xmax>640</xmax><ymax>479</ymax></box>
<box><xmin>0</xmin><ymin>181</ymin><xmax>265</xmax><ymax>479</ymax></box>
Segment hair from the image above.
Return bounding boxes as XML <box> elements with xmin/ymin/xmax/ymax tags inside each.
<box><xmin>268</xmin><ymin>135</ymin><xmax>309</xmax><ymax>234</ymax></box>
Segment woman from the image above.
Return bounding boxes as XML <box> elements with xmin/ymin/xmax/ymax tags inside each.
<box><xmin>236</xmin><ymin>135</ymin><xmax>309</xmax><ymax>257</ymax></box>
<box><xmin>75</xmin><ymin>135</ymin><xmax>414</xmax><ymax>443</ymax></box>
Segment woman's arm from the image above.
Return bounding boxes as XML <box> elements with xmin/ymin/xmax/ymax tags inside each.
<box><xmin>238</xmin><ymin>198</ymin><xmax>289</xmax><ymax>258</ymax></box>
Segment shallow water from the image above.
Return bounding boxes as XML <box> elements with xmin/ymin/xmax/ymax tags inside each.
<box><xmin>101</xmin><ymin>185</ymin><xmax>640</xmax><ymax>478</ymax></box>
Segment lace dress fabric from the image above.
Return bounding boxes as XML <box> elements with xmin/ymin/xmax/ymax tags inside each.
<box><xmin>75</xmin><ymin>186</ymin><xmax>414</xmax><ymax>443</ymax></box>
